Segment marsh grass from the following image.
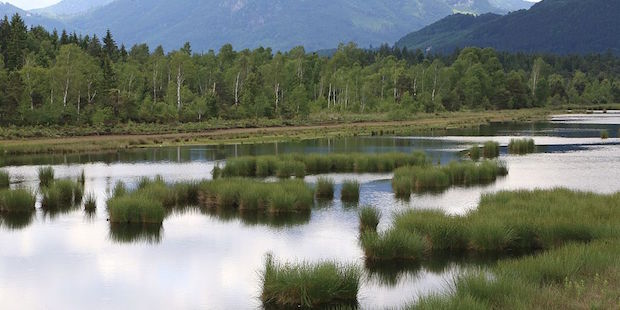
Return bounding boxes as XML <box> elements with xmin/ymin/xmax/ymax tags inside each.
<box><xmin>112</xmin><ymin>181</ymin><xmax>127</xmax><ymax>198</ymax></box>
<box><xmin>315</xmin><ymin>177</ymin><xmax>335</xmax><ymax>200</ymax></box>
<box><xmin>0</xmin><ymin>211</ymin><xmax>35</xmax><ymax>230</ymax></box>
<box><xmin>600</xmin><ymin>130</ymin><xmax>609</xmax><ymax>139</ymax></box>
<box><xmin>261</xmin><ymin>254</ymin><xmax>361</xmax><ymax>308</ymax></box>
<box><xmin>469</xmin><ymin>145</ymin><xmax>480</xmax><ymax>161</ymax></box>
<box><xmin>41</xmin><ymin>179</ymin><xmax>83</xmax><ymax>209</ymax></box>
<box><xmin>78</xmin><ymin>169</ymin><xmax>85</xmax><ymax>185</ymax></box>
<box><xmin>482</xmin><ymin>141</ymin><xmax>500</xmax><ymax>159</ymax></box>
<box><xmin>360</xmin><ymin>230</ymin><xmax>426</xmax><ymax>262</ymax></box>
<box><xmin>392</xmin><ymin>160</ymin><xmax>507</xmax><ymax>197</ymax></box>
<box><xmin>0</xmin><ymin>188</ymin><xmax>36</xmax><ymax>212</ymax></box>
<box><xmin>341</xmin><ymin>180</ymin><xmax>360</xmax><ymax>202</ymax></box>
<box><xmin>508</xmin><ymin>138</ymin><xmax>536</xmax><ymax>155</ymax></box>
<box><xmin>107</xmin><ymin>195</ymin><xmax>165</xmax><ymax>224</ymax></box>
<box><xmin>219</xmin><ymin>152</ymin><xmax>429</xmax><ymax>178</ymax></box>
<box><xmin>84</xmin><ymin>193</ymin><xmax>97</xmax><ymax>212</ymax></box>
<box><xmin>38</xmin><ymin>166</ymin><xmax>54</xmax><ymax>187</ymax></box>
<box><xmin>109</xmin><ymin>223</ymin><xmax>163</xmax><ymax>244</ymax></box>
<box><xmin>359</xmin><ymin>206</ymin><xmax>380</xmax><ymax>232</ymax></box>
<box><xmin>0</xmin><ymin>170</ymin><xmax>9</xmax><ymax>188</ymax></box>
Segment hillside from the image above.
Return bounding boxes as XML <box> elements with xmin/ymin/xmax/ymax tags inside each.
<box><xmin>32</xmin><ymin>0</ymin><xmax>115</xmax><ymax>17</ymax></box>
<box><xmin>396</xmin><ymin>0</ymin><xmax>620</xmax><ymax>54</ymax></box>
<box><xmin>0</xmin><ymin>3</ymin><xmax>64</xmax><ymax>29</ymax></box>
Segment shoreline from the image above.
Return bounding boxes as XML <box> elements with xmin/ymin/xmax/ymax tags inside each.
<box><xmin>0</xmin><ymin>109</ymin><xmax>554</xmax><ymax>155</ymax></box>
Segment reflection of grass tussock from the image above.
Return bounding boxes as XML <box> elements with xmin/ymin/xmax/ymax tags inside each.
<box><xmin>109</xmin><ymin>223</ymin><xmax>163</xmax><ymax>244</ymax></box>
<box><xmin>0</xmin><ymin>170</ymin><xmax>9</xmax><ymax>188</ymax></box>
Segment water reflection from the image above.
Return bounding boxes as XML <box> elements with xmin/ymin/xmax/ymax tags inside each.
<box><xmin>202</xmin><ymin>207</ymin><xmax>312</xmax><ymax>229</ymax></box>
<box><xmin>0</xmin><ymin>211</ymin><xmax>35</xmax><ymax>230</ymax></box>
<box><xmin>109</xmin><ymin>223</ymin><xmax>163</xmax><ymax>244</ymax></box>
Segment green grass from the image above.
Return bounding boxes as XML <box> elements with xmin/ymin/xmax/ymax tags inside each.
<box><xmin>0</xmin><ymin>188</ymin><xmax>36</xmax><ymax>213</ymax></box>
<box><xmin>109</xmin><ymin>223</ymin><xmax>163</xmax><ymax>244</ymax></box>
<box><xmin>78</xmin><ymin>169</ymin><xmax>85</xmax><ymax>185</ymax></box>
<box><xmin>84</xmin><ymin>193</ymin><xmax>96</xmax><ymax>212</ymax></box>
<box><xmin>508</xmin><ymin>138</ymin><xmax>536</xmax><ymax>155</ymax></box>
<box><xmin>360</xmin><ymin>229</ymin><xmax>427</xmax><ymax>262</ymax></box>
<box><xmin>112</xmin><ymin>181</ymin><xmax>127</xmax><ymax>198</ymax></box>
<box><xmin>219</xmin><ymin>152</ymin><xmax>429</xmax><ymax>178</ymax></box>
<box><xmin>600</xmin><ymin>130</ymin><xmax>609</xmax><ymax>139</ymax></box>
<box><xmin>341</xmin><ymin>180</ymin><xmax>360</xmax><ymax>202</ymax></box>
<box><xmin>107</xmin><ymin>195</ymin><xmax>165</xmax><ymax>224</ymax></box>
<box><xmin>482</xmin><ymin>141</ymin><xmax>500</xmax><ymax>159</ymax></box>
<box><xmin>363</xmin><ymin>189</ymin><xmax>620</xmax><ymax>262</ymax></box>
<box><xmin>359</xmin><ymin>206</ymin><xmax>381</xmax><ymax>232</ymax></box>
<box><xmin>0</xmin><ymin>170</ymin><xmax>9</xmax><ymax>188</ymax></box>
<box><xmin>199</xmin><ymin>178</ymin><xmax>314</xmax><ymax>213</ymax></box>
<box><xmin>315</xmin><ymin>177</ymin><xmax>335</xmax><ymax>200</ymax></box>
<box><xmin>41</xmin><ymin>179</ymin><xmax>83</xmax><ymax>209</ymax></box>
<box><xmin>261</xmin><ymin>254</ymin><xmax>361</xmax><ymax>308</ymax></box>
<box><xmin>469</xmin><ymin>145</ymin><xmax>480</xmax><ymax>161</ymax></box>
<box><xmin>38</xmin><ymin>166</ymin><xmax>55</xmax><ymax>187</ymax></box>
<box><xmin>392</xmin><ymin>160</ymin><xmax>507</xmax><ymax>196</ymax></box>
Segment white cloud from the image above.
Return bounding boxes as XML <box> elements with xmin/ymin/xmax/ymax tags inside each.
<box><xmin>3</xmin><ymin>0</ymin><xmax>61</xmax><ymax>10</ymax></box>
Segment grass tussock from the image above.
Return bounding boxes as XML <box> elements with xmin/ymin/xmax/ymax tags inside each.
<box><xmin>315</xmin><ymin>177</ymin><xmax>335</xmax><ymax>200</ymax></box>
<box><xmin>482</xmin><ymin>141</ymin><xmax>500</xmax><ymax>159</ymax></box>
<box><xmin>261</xmin><ymin>254</ymin><xmax>361</xmax><ymax>308</ymax></box>
<box><xmin>600</xmin><ymin>130</ymin><xmax>609</xmax><ymax>139</ymax></box>
<box><xmin>84</xmin><ymin>193</ymin><xmax>97</xmax><ymax>212</ymax></box>
<box><xmin>392</xmin><ymin>160</ymin><xmax>508</xmax><ymax>197</ymax></box>
<box><xmin>199</xmin><ymin>178</ymin><xmax>314</xmax><ymax>213</ymax></box>
<box><xmin>508</xmin><ymin>138</ymin><xmax>536</xmax><ymax>155</ymax></box>
<box><xmin>341</xmin><ymin>180</ymin><xmax>360</xmax><ymax>202</ymax></box>
<box><xmin>0</xmin><ymin>170</ymin><xmax>9</xmax><ymax>188</ymax></box>
<box><xmin>38</xmin><ymin>166</ymin><xmax>55</xmax><ymax>187</ymax></box>
<box><xmin>468</xmin><ymin>145</ymin><xmax>480</xmax><ymax>161</ymax></box>
<box><xmin>364</xmin><ymin>189</ymin><xmax>620</xmax><ymax>263</ymax></box>
<box><xmin>220</xmin><ymin>152</ymin><xmax>429</xmax><ymax>178</ymax></box>
<box><xmin>107</xmin><ymin>195</ymin><xmax>165</xmax><ymax>224</ymax></box>
<box><xmin>41</xmin><ymin>179</ymin><xmax>83</xmax><ymax>209</ymax></box>
<box><xmin>359</xmin><ymin>206</ymin><xmax>381</xmax><ymax>232</ymax></box>
<box><xmin>78</xmin><ymin>169</ymin><xmax>85</xmax><ymax>185</ymax></box>
<box><xmin>0</xmin><ymin>188</ymin><xmax>36</xmax><ymax>213</ymax></box>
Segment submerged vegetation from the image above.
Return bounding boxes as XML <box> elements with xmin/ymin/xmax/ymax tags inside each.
<box><xmin>341</xmin><ymin>180</ymin><xmax>360</xmax><ymax>202</ymax></box>
<box><xmin>362</xmin><ymin>189</ymin><xmax>620</xmax><ymax>262</ymax></box>
<box><xmin>221</xmin><ymin>152</ymin><xmax>429</xmax><ymax>178</ymax></box>
<box><xmin>508</xmin><ymin>138</ymin><xmax>536</xmax><ymax>155</ymax></box>
<box><xmin>0</xmin><ymin>188</ymin><xmax>36</xmax><ymax>213</ymax></box>
<box><xmin>261</xmin><ymin>254</ymin><xmax>361</xmax><ymax>308</ymax></box>
<box><xmin>38</xmin><ymin>166</ymin><xmax>55</xmax><ymax>187</ymax></box>
<box><xmin>392</xmin><ymin>160</ymin><xmax>508</xmax><ymax>197</ymax></box>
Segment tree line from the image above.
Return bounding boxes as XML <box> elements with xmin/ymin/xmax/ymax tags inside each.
<box><xmin>0</xmin><ymin>13</ymin><xmax>619</xmax><ymax>126</ymax></box>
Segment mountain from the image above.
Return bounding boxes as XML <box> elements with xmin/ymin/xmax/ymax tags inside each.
<box><xmin>396</xmin><ymin>0</ymin><xmax>620</xmax><ymax>54</ymax></box>
<box><xmin>0</xmin><ymin>2</ymin><xmax>64</xmax><ymax>29</ymax></box>
<box><xmin>32</xmin><ymin>0</ymin><xmax>116</xmax><ymax>17</ymax></box>
<box><xmin>32</xmin><ymin>0</ymin><xmax>531</xmax><ymax>52</ymax></box>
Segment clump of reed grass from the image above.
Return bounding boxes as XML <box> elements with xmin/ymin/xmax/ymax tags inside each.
<box><xmin>112</xmin><ymin>181</ymin><xmax>127</xmax><ymax>198</ymax></box>
<box><xmin>508</xmin><ymin>138</ymin><xmax>536</xmax><ymax>155</ymax></box>
<box><xmin>469</xmin><ymin>145</ymin><xmax>481</xmax><ymax>161</ymax></box>
<box><xmin>482</xmin><ymin>141</ymin><xmax>500</xmax><ymax>158</ymax></box>
<box><xmin>341</xmin><ymin>180</ymin><xmax>360</xmax><ymax>202</ymax></box>
<box><xmin>107</xmin><ymin>195</ymin><xmax>165</xmax><ymax>224</ymax></box>
<box><xmin>360</xmin><ymin>230</ymin><xmax>426</xmax><ymax>262</ymax></box>
<box><xmin>0</xmin><ymin>188</ymin><xmax>36</xmax><ymax>213</ymax></box>
<box><xmin>78</xmin><ymin>169</ymin><xmax>85</xmax><ymax>185</ymax></box>
<box><xmin>38</xmin><ymin>166</ymin><xmax>55</xmax><ymax>187</ymax></box>
<box><xmin>261</xmin><ymin>254</ymin><xmax>361</xmax><ymax>308</ymax></box>
<box><xmin>84</xmin><ymin>193</ymin><xmax>97</xmax><ymax>212</ymax></box>
<box><xmin>359</xmin><ymin>206</ymin><xmax>380</xmax><ymax>232</ymax></box>
<box><xmin>275</xmin><ymin>160</ymin><xmax>306</xmax><ymax>179</ymax></box>
<box><xmin>0</xmin><ymin>170</ymin><xmax>9</xmax><ymax>188</ymax></box>
<box><xmin>315</xmin><ymin>177</ymin><xmax>335</xmax><ymax>200</ymax></box>
<box><xmin>600</xmin><ymin>130</ymin><xmax>609</xmax><ymax>139</ymax></box>
<box><xmin>41</xmin><ymin>179</ymin><xmax>83</xmax><ymax>209</ymax></box>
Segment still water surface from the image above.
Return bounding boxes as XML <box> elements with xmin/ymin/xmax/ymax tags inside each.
<box><xmin>1</xmin><ymin>114</ymin><xmax>619</xmax><ymax>309</ymax></box>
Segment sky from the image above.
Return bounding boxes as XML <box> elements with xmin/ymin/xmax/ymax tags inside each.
<box><xmin>3</xmin><ymin>0</ymin><xmax>61</xmax><ymax>10</ymax></box>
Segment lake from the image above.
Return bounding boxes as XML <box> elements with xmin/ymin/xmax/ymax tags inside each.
<box><xmin>1</xmin><ymin>113</ymin><xmax>619</xmax><ymax>309</ymax></box>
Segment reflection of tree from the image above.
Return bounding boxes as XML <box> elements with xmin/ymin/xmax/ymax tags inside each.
<box><xmin>0</xmin><ymin>212</ymin><xmax>35</xmax><ymax>230</ymax></box>
<box><xmin>201</xmin><ymin>207</ymin><xmax>311</xmax><ymax>229</ymax></box>
<box><xmin>109</xmin><ymin>223</ymin><xmax>163</xmax><ymax>244</ymax></box>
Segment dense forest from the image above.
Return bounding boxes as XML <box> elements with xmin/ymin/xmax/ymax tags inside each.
<box><xmin>0</xmin><ymin>13</ymin><xmax>619</xmax><ymax>126</ymax></box>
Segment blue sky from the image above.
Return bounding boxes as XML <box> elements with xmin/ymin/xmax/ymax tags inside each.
<box><xmin>4</xmin><ymin>0</ymin><xmax>62</xmax><ymax>10</ymax></box>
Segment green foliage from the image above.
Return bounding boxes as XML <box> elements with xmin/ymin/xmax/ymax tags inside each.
<box><xmin>469</xmin><ymin>145</ymin><xmax>480</xmax><ymax>161</ymax></box>
<box><xmin>38</xmin><ymin>166</ymin><xmax>54</xmax><ymax>187</ymax></box>
<box><xmin>261</xmin><ymin>254</ymin><xmax>360</xmax><ymax>308</ymax></box>
<box><xmin>482</xmin><ymin>141</ymin><xmax>500</xmax><ymax>159</ymax></box>
<box><xmin>508</xmin><ymin>138</ymin><xmax>535</xmax><ymax>155</ymax></box>
<box><xmin>359</xmin><ymin>206</ymin><xmax>381</xmax><ymax>232</ymax></box>
<box><xmin>315</xmin><ymin>177</ymin><xmax>335</xmax><ymax>200</ymax></box>
<box><xmin>0</xmin><ymin>188</ymin><xmax>35</xmax><ymax>213</ymax></box>
<box><xmin>341</xmin><ymin>180</ymin><xmax>360</xmax><ymax>202</ymax></box>
<box><xmin>107</xmin><ymin>195</ymin><xmax>165</xmax><ymax>224</ymax></box>
<box><xmin>84</xmin><ymin>192</ymin><xmax>97</xmax><ymax>212</ymax></box>
<box><xmin>0</xmin><ymin>170</ymin><xmax>9</xmax><ymax>188</ymax></box>
<box><xmin>360</xmin><ymin>230</ymin><xmax>426</xmax><ymax>262</ymax></box>
<box><xmin>41</xmin><ymin>179</ymin><xmax>83</xmax><ymax>209</ymax></box>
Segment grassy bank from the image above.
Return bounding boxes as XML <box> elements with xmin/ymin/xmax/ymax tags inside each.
<box><xmin>392</xmin><ymin>160</ymin><xmax>508</xmax><ymax>197</ymax></box>
<box><xmin>261</xmin><ymin>254</ymin><xmax>361</xmax><ymax>308</ymax></box>
<box><xmin>0</xmin><ymin>109</ymin><xmax>550</xmax><ymax>155</ymax></box>
<box><xmin>361</xmin><ymin>189</ymin><xmax>620</xmax><ymax>262</ymax></box>
<box><xmin>220</xmin><ymin>152</ymin><xmax>429</xmax><ymax>178</ymax></box>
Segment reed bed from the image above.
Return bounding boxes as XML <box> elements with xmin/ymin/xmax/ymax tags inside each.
<box><xmin>482</xmin><ymin>141</ymin><xmax>500</xmax><ymax>159</ymax></box>
<box><xmin>359</xmin><ymin>206</ymin><xmax>381</xmax><ymax>232</ymax></box>
<box><xmin>468</xmin><ymin>145</ymin><xmax>480</xmax><ymax>161</ymax></box>
<box><xmin>315</xmin><ymin>177</ymin><xmax>335</xmax><ymax>200</ymax></box>
<box><xmin>38</xmin><ymin>166</ymin><xmax>55</xmax><ymax>187</ymax></box>
<box><xmin>341</xmin><ymin>180</ymin><xmax>360</xmax><ymax>202</ymax></box>
<box><xmin>261</xmin><ymin>254</ymin><xmax>361</xmax><ymax>308</ymax></box>
<box><xmin>0</xmin><ymin>170</ymin><xmax>9</xmax><ymax>188</ymax></box>
<box><xmin>41</xmin><ymin>179</ymin><xmax>83</xmax><ymax>209</ymax></box>
<box><xmin>220</xmin><ymin>152</ymin><xmax>429</xmax><ymax>178</ymax></box>
<box><xmin>508</xmin><ymin>138</ymin><xmax>536</xmax><ymax>155</ymax></box>
<box><xmin>0</xmin><ymin>188</ymin><xmax>36</xmax><ymax>213</ymax></box>
<box><xmin>362</xmin><ymin>189</ymin><xmax>620</xmax><ymax>262</ymax></box>
<box><xmin>392</xmin><ymin>160</ymin><xmax>508</xmax><ymax>196</ymax></box>
<box><xmin>107</xmin><ymin>195</ymin><xmax>165</xmax><ymax>224</ymax></box>
<box><xmin>199</xmin><ymin>178</ymin><xmax>314</xmax><ymax>213</ymax></box>
<box><xmin>600</xmin><ymin>130</ymin><xmax>609</xmax><ymax>139</ymax></box>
